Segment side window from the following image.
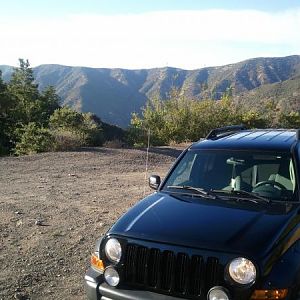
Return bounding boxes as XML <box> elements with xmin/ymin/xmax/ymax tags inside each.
<box><xmin>255</xmin><ymin>159</ymin><xmax>295</xmax><ymax>192</ymax></box>
<box><xmin>240</xmin><ymin>159</ymin><xmax>295</xmax><ymax>192</ymax></box>
<box><xmin>257</xmin><ymin>164</ymin><xmax>279</xmax><ymax>182</ymax></box>
<box><xmin>167</xmin><ymin>152</ymin><xmax>196</xmax><ymax>185</ymax></box>
<box><xmin>240</xmin><ymin>166</ymin><xmax>253</xmax><ymax>187</ymax></box>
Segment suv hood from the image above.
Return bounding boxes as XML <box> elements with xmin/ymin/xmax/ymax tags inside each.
<box><xmin>109</xmin><ymin>192</ymin><xmax>300</xmax><ymax>259</ymax></box>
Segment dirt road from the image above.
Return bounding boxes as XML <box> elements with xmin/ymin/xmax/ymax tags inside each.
<box><xmin>0</xmin><ymin>147</ymin><xmax>183</xmax><ymax>300</ymax></box>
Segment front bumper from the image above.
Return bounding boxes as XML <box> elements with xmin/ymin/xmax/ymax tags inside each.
<box><xmin>85</xmin><ymin>268</ymin><xmax>103</xmax><ymax>300</ymax></box>
<box><xmin>84</xmin><ymin>267</ymin><xmax>295</xmax><ymax>300</ymax></box>
<box><xmin>84</xmin><ymin>267</ymin><xmax>189</xmax><ymax>300</ymax></box>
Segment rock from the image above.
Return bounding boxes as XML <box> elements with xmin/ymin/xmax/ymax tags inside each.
<box><xmin>16</xmin><ymin>220</ymin><xmax>23</xmax><ymax>227</ymax></box>
<box><xmin>35</xmin><ymin>220</ymin><xmax>43</xmax><ymax>226</ymax></box>
<box><xmin>14</xmin><ymin>292</ymin><xmax>29</xmax><ymax>299</ymax></box>
<box><xmin>78</xmin><ymin>236</ymin><xmax>85</xmax><ymax>243</ymax></box>
<box><xmin>68</xmin><ymin>173</ymin><xmax>77</xmax><ymax>177</ymax></box>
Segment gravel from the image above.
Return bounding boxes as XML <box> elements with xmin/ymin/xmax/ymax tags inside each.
<box><xmin>0</xmin><ymin>147</ymin><xmax>183</xmax><ymax>299</ymax></box>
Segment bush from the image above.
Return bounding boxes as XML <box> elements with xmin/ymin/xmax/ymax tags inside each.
<box><xmin>81</xmin><ymin>113</ymin><xmax>104</xmax><ymax>146</ymax></box>
<box><xmin>50</xmin><ymin>109</ymin><xmax>104</xmax><ymax>147</ymax></box>
<box><xmin>278</xmin><ymin>112</ymin><xmax>300</xmax><ymax>128</ymax></box>
<box><xmin>51</xmin><ymin>129</ymin><xmax>86</xmax><ymax>151</ymax></box>
<box><xmin>14</xmin><ymin>122</ymin><xmax>54</xmax><ymax>155</ymax></box>
<box><xmin>103</xmin><ymin>139</ymin><xmax>125</xmax><ymax>148</ymax></box>
<box><xmin>49</xmin><ymin>107</ymin><xmax>84</xmax><ymax>131</ymax></box>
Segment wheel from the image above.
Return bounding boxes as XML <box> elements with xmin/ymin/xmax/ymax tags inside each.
<box><xmin>253</xmin><ymin>180</ymin><xmax>287</xmax><ymax>191</ymax></box>
<box><xmin>252</xmin><ymin>180</ymin><xmax>287</xmax><ymax>198</ymax></box>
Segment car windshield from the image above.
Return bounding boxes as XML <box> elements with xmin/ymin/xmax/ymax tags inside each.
<box><xmin>162</xmin><ymin>149</ymin><xmax>298</xmax><ymax>201</ymax></box>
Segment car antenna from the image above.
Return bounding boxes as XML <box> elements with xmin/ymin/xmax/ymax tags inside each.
<box><xmin>143</xmin><ymin>128</ymin><xmax>151</xmax><ymax>196</ymax></box>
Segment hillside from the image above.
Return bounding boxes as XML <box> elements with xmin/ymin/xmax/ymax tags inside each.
<box><xmin>235</xmin><ymin>73</ymin><xmax>300</xmax><ymax>112</ymax></box>
<box><xmin>1</xmin><ymin>55</ymin><xmax>300</xmax><ymax>127</ymax></box>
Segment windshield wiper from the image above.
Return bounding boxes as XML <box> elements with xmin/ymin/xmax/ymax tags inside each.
<box><xmin>213</xmin><ymin>189</ymin><xmax>270</xmax><ymax>203</ymax></box>
<box><xmin>166</xmin><ymin>185</ymin><xmax>218</xmax><ymax>199</ymax></box>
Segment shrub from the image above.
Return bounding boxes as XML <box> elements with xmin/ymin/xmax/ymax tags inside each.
<box><xmin>50</xmin><ymin>109</ymin><xmax>104</xmax><ymax>147</ymax></box>
<box><xmin>103</xmin><ymin>139</ymin><xmax>125</xmax><ymax>148</ymax></box>
<box><xmin>51</xmin><ymin>129</ymin><xmax>86</xmax><ymax>151</ymax></box>
<box><xmin>81</xmin><ymin>113</ymin><xmax>104</xmax><ymax>146</ymax></box>
<box><xmin>14</xmin><ymin>122</ymin><xmax>54</xmax><ymax>155</ymax></box>
<box><xmin>49</xmin><ymin>107</ymin><xmax>84</xmax><ymax>131</ymax></box>
<box><xmin>278</xmin><ymin>112</ymin><xmax>300</xmax><ymax>128</ymax></box>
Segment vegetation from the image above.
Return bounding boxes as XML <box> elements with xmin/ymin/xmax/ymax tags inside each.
<box><xmin>1</xmin><ymin>58</ymin><xmax>299</xmax><ymax>155</ymax></box>
<box><xmin>0</xmin><ymin>59</ymin><xmax>109</xmax><ymax>155</ymax></box>
<box><xmin>1</xmin><ymin>55</ymin><xmax>300</xmax><ymax>128</ymax></box>
<box><xmin>128</xmin><ymin>90</ymin><xmax>300</xmax><ymax>146</ymax></box>
<box><xmin>49</xmin><ymin>108</ymin><xmax>104</xmax><ymax>150</ymax></box>
<box><xmin>14</xmin><ymin>122</ymin><xmax>54</xmax><ymax>155</ymax></box>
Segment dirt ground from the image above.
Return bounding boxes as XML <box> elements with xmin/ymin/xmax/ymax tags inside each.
<box><xmin>0</xmin><ymin>146</ymin><xmax>184</xmax><ymax>300</ymax></box>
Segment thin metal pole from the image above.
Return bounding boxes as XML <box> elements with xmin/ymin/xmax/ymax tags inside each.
<box><xmin>143</xmin><ymin>129</ymin><xmax>151</xmax><ymax>196</ymax></box>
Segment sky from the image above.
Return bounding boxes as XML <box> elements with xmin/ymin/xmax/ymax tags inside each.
<box><xmin>1</xmin><ymin>0</ymin><xmax>300</xmax><ymax>70</ymax></box>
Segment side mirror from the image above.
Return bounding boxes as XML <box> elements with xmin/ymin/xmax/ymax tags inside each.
<box><xmin>149</xmin><ymin>175</ymin><xmax>161</xmax><ymax>190</ymax></box>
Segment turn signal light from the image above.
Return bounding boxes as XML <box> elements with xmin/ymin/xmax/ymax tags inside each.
<box><xmin>251</xmin><ymin>289</ymin><xmax>288</xmax><ymax>300</ymax></box>
<box><xmin>91</xmin><ymin>253</ymin><xmax>104</xmax><ymax>272</ymax></box>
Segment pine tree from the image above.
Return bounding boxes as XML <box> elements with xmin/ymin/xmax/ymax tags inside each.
<box><xmin>0</xmin><ymin>71</ymin><xmax>14</xmax><ymax>153</ymax></box>
<box><xmin>39</xmin><ymin>86</ymin><xmax>60</xmax><ymax>125</ymax></box>
<box><xmin>8</xmin><ymin>59</ymin><xmax>43</xmax><ymax>125</ymax></box>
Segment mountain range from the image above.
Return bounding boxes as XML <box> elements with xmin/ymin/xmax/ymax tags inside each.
<box><xmin>1</xmin><ymin>55</ymin><xmax>300</xmax><ymax>127</ymax></box>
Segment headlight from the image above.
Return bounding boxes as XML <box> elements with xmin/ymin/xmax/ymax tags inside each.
<box><xmin>105</xmin><ymin>238</ymin><xmax>122</xmax><ymax>263</ymax></box>
<box><xmin>228</xmin><ymin>257</ymin><xmax>256</xmax><ymax>285</ymax></box>
<box><xmin>207</xmin><ymin>286</ymin><xmax>230</xmax><ymax>300</ymax></box>
<box><xmin>104</xmin><ymin>267</ymin><xmax>120</xmax><ymax>287</ymax></box>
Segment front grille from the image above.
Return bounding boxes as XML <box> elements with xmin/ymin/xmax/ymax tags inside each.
<box><xmin>123</xmin><ymin>243</ymin><xmax>222</xmax><ymax>299</ymax></box>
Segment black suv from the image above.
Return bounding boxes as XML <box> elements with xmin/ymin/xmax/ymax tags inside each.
<box><xmin>85</xmin><ymin>126</ymin><xmax>300</xmax><ymax>300</ymax></box>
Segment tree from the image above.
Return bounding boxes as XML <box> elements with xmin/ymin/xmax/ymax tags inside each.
<box><xmin>49</xmin><ymin>107</ymin><xmax>85</xmax><ymax>131</ymax></box>
<box><xmin>49</xmin><ymin>107</ymin><xmax>103</xmax><ymax>149</ymax></box>
<box><xmin>0</xmin><ymin>72</ymin><xmax>15</xmax><ymax>154</ymax></box>
<box><xmin>81</xmin><ymin>113</ymin><xmax>104</xmax><ymax>146</ymax></box>
<box><xmin>278</xmin><ymin>112</ymin><xmax>300</xmax><ymax>128</ymax></box>
<box><xmin>241</xmin><ymin>110</ymin><xmax>268</xmax><ymax>128</ymax></box>
<box><xmin>3</xmin><ymin>59</ymin><xmax>63</xmax><ymax>154</ymax></box>
<box><xmin>0</xmin><ymin>72</ymin><xmax>10</xmax><ymax>114</ymax></box>
<box><xmin>1</xmin><ymin>58</ymin><xmax>105</xmax><ymax>155</ymax></box>
<box><xmin>39</xmin><ymin>86</ymin><xmax>60</xmax><ymax>124</ymax></box>
<box><xmin>14</xmin><ymin>122</ymin><xmax>53</xmax><ymax>155</ymax></box>
<box><xmin>128</xmin><ymin>92</ymin><xmax>254</xmax><ymax>145</ymax></box>
<box><xmin>8</xmin><ymin>59</ymin><xmax>40</xmax><ymax>125</ymax></box>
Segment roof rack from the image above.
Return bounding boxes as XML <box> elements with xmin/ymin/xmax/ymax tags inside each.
<box><xmin>206</xmin><ymin>125</ymin><xmax>247</xmax><ymax>140</ymax></box>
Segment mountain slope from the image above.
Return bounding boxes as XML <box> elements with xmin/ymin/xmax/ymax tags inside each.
<box><xmin>236</xmin><ymin>73</ymin><xmax>300</xmax><ymax>112</ymax></box>
<box><xmin>1</xmin><ymin>55</ymin><xmax>300</xmax><ymax>127</ymax></box>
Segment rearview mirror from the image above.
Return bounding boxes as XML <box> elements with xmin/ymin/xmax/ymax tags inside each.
<box><xmin>149</xmin><ymin>175</ymin><xmax>161</xmax><ymax>190</ymax></box>
<box><xmin>226</xmin><ymin>157</ymin><xmax>245</xmax><ymax>165</ymax></box>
